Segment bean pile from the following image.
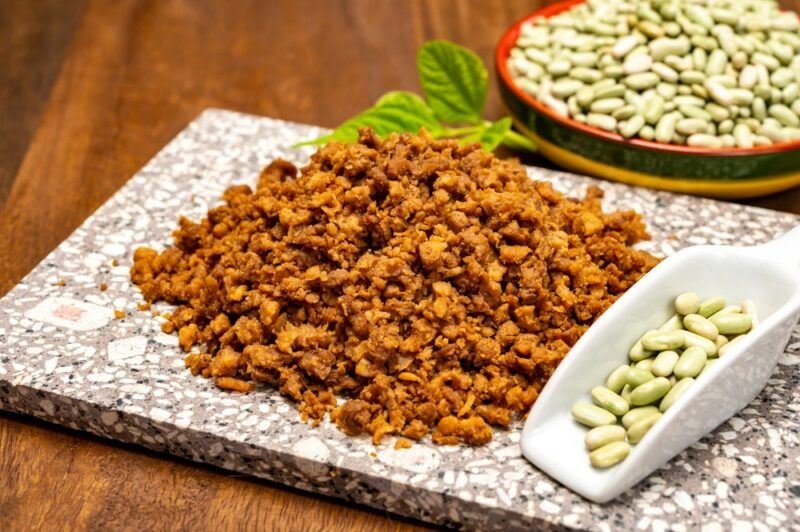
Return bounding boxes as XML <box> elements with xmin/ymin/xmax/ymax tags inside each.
<box><xmin>571</xmin><ymin>293</ymin><xmax>758</xmax><ymax>468</ymax></box>
<box><xmin>508</xmin><ymin>0</ymin><xmax>800</xmax><ymax>148</ymax></box>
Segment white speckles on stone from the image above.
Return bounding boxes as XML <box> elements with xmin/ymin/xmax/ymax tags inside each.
<box><xmin>377</xmin><ymin>445</ymin><xmax>441</xmax><ymax>474</ymax></box>
<box><xmin>732</xmin><ymin>521</ymin><xmax>754</xmax><ymax>532</ymax></box>
<box><xmin>540</xmin><ymin>500</ymin><xmax>560</xmax><ymax>514</ymax></box>
<box><xmin>86</xmin><ymin>372</ymin><xmax>113</xmax><ymax>383</ymax></box>
<box><xmin>758</xmin><ymin>495</ymin><xmax>776</xmax><ymax>508</ymax></box>
<box><xmin>674</xmin><ymin>490</ymin><xmax>695</xmax><ymax>511</ymax></box>
<box><xmin>83</xmin><ymin>252</ymin><xmax>107</xmax><ymax>269</ymax></box>
<box><xmin>25</xmin><ymin>297</ymin><xmax>112</xmax><ymax>331</ymax></box>
<box><xmin>44</xmin><ymin>358</ymin><xmax>58</xmax><ymax>374</ymax></box>
<box><xmin>149</xmin><ymin>407</ymin><xmax>171</xmax><ymax>422</ymax></box>
<box><xmin>728</xmin><ymin>417</ymin><xmax>746</xmax><ymax>431</ymax></box>
<box><xmin>120</xmin><ymin>383</ymin><xmax>150</xmax><ymax>394</ymax></box>
<box><xmin>153</xmin><ymin>332</ymin><xmax>179</xmax><ymax>346</ymax></box>
<box><xmin>713</xmin><ymin>457</ymin><xmax>738</xmax><ymax>478</ymax></box>
<box><xmin>494</xmin><ymin>445</ymin><xmax>521</xmax><ymax>458</ymax></box>
<box><xmin>100</xmin><ymin>243</ymin><xmax>127</xmax><ymax>256</ymax></box>
<box><xmin>292</xmin><ymin>436</ymin><xmax>330</xmax><ymax>462</ymax></box>
<box><xmin>766</xmin><ymin>429</ymin><xmax>782</xmax><ymax>451</ymax></box>
<box><xmin>535</xmin><ymin>480</ymin><xmax>555</xmax><ymax>495</ymax></box>
<box><xmin>107</xmin><ymin>336</ymin><xmax>148</xmax><ymax>362</ymax></box>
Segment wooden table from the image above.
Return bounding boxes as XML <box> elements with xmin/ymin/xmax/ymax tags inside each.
<box><xmin>1</xmin><ymin>1</ymin><xmax>799</xmax><ymax>530</ymax></box>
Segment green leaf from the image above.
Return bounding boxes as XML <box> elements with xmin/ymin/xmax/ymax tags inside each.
<box><xmin>478</xmin><ymin>117</ymin><xmax>512</xmax><ymax>151</ymax></box>
<box><xmin>417</xmin><ymin>40</ymin><xmax>487</xmax><ymax>125</ymax></box>
<box><xmin>294</xmin><ymin>91</ymin><xmax>440</xmax><ymax>146</ymax></box>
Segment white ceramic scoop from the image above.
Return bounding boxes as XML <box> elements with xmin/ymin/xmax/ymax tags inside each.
<box><xmin>520</xmin><ymin>225</ymin><xmax>800</xmax><ymax>503</ymax></box>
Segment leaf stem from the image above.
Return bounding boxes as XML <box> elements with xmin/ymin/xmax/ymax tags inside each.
<box><xmin>501</xmin><ymin>129</ymin><xmax>538</xmax><ymax>153</ymax></box>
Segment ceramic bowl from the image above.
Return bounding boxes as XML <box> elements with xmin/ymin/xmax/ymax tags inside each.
<box><xmin>495</xmin><ymin>0</ymin><xmax>800</xmax><ymax>199</ymax></box>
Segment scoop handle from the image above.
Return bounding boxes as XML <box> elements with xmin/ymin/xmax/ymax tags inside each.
<box><xmin>755</xmin><ymin>224</ymin><xmax>800</xmax><ymax>267</ymax></box>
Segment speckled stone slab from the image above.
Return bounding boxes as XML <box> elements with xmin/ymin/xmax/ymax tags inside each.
<box><xmin>1</xmin><ymin>109</ymin><xmax>799</xmax><ymax>531</ymax></box>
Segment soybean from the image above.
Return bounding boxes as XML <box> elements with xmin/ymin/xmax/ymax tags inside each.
<box><xmin>674</xmin><ymin>292</ymin><xmax>700</xmax><ymax>315</ymax></box>
<box><xmin>635</xmin><ymin>357</ymin><xmax>655</xmax><ymax>373</ymax></box>
<box><xmin>710</xmin><ymin>314</ymin><xmax>753</xmax><ymax>335</ymax></box>
<box><xmin>698</xmin><ymin>296</ymin><xmax>725</xmax><ymax>317</ymax></box>
<box><xmin>626</xmin><ymin>367</ymin><xmax>655</xmax><ymax>388</ymax></box>
<box><xmin>591</xmin><ymin>386</ymin><xmax>630</xmax><ymax>416</ymax></box>
<box><xmin>585</xmin><ymin>425</ymin><xmax>627</xmax><ymax>450</ymax></box>
<box><xmin>621</xmin><ymin>405</ymin><xmax>660</xmax><ymax>429</ymax></box>
<box><xmin>674</xmin><ymin>346</ymin><xmax>708</xmax><ymax>378</ymax></box>
<box><xmin>606</xmin><ymin>364</ymin><xmax>631</xmax><ymax>394</ymax></box>
<box><xmin>658</xmin><ymin>314</ymin><xmax>684</xmax><ymax>332</ymax></box>
<box><xmin>509</xmin><ymin>0</ymin><xmax>800</xmax><ymax>147</ymax></box>
<box><xmin>660</xmin><ymin>377</ymin><xmax>694</xmax><ymax>412</ymax></box>
<box><xmin>641</xmin><ymin>330</ymin><xmax>684</xmax><ymax>351</ymax></box>
<box><xmin>629</xmin><ymin>377</ymin><xmax>672</xmax><ymax>406</ymax></box>
<box><xmin>572</xmin><ymin>403</ymin><xmax>618</xmax><ymax>427</ymax></box>
<box><xmin>683</xmin><ymin>313</ymin><xmax>719</xmax><ymax>340</ymax></box>
<box><xmin>652</xmin><ymin>350</ymin><xmax>680</xmax><ymax>377</ymax></box>
<box><xmin>571</xmin><ymin>291</ymin><xmax>758</xmax><ymax>469</ymax></box>
<box><xmin>681</xmin><ymin>330</ymin><xmax>718</xmax><ymax>356</ymax></box>
<box><xmin>589</xmin><ymin>441</ymin><xmax>631</xmax><ymax>468</ymax></box>
<box><xmin>627</xmin><ymin>412</ymin><xmax>663</xmax><ymax>443</ymax></box>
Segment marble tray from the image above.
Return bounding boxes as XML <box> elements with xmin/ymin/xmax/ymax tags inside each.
<box><xmin>1</xmin><ymin>109</ymin><xmax>799</xmax><ymax>531</ymax></box>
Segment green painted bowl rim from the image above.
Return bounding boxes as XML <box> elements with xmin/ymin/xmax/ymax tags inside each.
<box><xmin>495</xmin><ymin>0</ymin><xmax>800</xmax><ymax>158</ymax></box>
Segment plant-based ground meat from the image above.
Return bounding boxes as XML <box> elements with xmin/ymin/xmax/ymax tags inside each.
<box><xmin>131</xmin><ymin>129</ymin><xmax>657</xmax><ymax>445</ymax></box>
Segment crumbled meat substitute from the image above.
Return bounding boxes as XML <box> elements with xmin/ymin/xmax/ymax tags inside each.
<box><xmin>131</xmin><ymin>129</ymin><xmax>657</xmax><ymax>445</ymax></box>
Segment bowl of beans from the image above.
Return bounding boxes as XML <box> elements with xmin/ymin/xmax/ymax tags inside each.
<box><xmin>496</xmin><ymin>0</ymin><xmax>800</xmax><ymax>198</ymax></box>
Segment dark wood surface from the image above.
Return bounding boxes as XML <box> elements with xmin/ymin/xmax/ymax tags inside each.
<box><xmin>1</xmin><ymin>1</ymin><xmax>799</xmax><ymax>530</ymax></box>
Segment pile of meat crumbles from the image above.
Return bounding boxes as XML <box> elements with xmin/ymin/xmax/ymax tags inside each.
<box><xmin>131</xmin><ymin>129</ymin><xmax>658</xmax><ymax>446</ymax></box>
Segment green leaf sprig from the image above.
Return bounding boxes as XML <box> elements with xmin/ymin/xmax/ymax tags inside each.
<box><xmin>296</xmin><ymin>40</ymin><xmax>536</xmax><ymax>153</ymax></box>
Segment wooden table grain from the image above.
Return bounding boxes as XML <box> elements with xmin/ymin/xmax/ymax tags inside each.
<box><xmin>1</xmin><ymin>1</ymin><xmax>799</xmax><ymax>530</ymax></box>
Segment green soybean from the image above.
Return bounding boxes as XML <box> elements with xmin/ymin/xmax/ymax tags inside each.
<box><xmin>630</xmin><ymin>377</ymin><xmax>672</xmax><ymax>406</ymax></box>
<box><xmin>585</xmin><ymin>424</ymin><xmax>627</xmax><ymax>450</ymax></box>
<box><xmin>572</xmin><ymin>403</ymin><xmax>618</xmax><ymax>427</ymax></box>
<box><xmin>606</xmin><ymin>364</ymin><xmax>631</xmax><ymax>394</ymax></box>
<box><xmin>626</xmin><ymin>367</ymin><xmax>655</xmax><ymax>388</ymax></box>
<box><xmin>589</xmin><ymin>441</ymin><xmax>631</xmax><ymax>468</ymax></box>
<box><xmin>622</xmin><ymin>405</ymin><xmax>660</xmax><ymax>429</ymax></box>
<box><xmin>675</xmin><ymin>292</ymin><xmax>700</xmax><ymax>315</ymax></box>
<box><xmin>655</xmin><ymin>112</ymin><xmax>680</xmax><ymax>143</ymax></box>
<box><xmin>698</xmin><ymin>296</ymin><xmax>725</xmax><ymax>317</ymax></box>
<box><xmin>652</xmin><ymin>350</ymin><xmax>680</xmax><ymax>377</ymax></box>
<box><xmin>641</xmin><ymin>330</ymin><xmax>685</xmax><ymax>351</ymax></box>
<box><xmin>627</xmin><ymin>412</ymin><xmax>663</xmax><ymax>443</ymax></box>
<box><xmin>710</xmin><ymin>314</ymin><xmax>753</xmax><ymax>335</ymax></box>
<box><xmin>683</xmin><ymin>313</ymin><xmax>719</xmax><ymax>340</ymax></box>
<box><xmin>680</xmin><ymin>330</ymin><xmax>718</xmax><ymax>356</ymax></box>
<box><xmin>620</xmin><ymin>384</ymin><xmax>633</xmax><ymax>403</ymax></box>
<box><xmin>635</xmin><ymin>357</ymin><xmax>655</xmax><ymax>373</ymax></box>
<box><xmin>587</xmin><ymin>113</ymin><xmax>618</xmax><ymax>131</ymax></box>
<box><xmin>658</xmin><ymin>314</ymin><xmax>684</xmax><ymax>332</ymax></box>
<box><xmin>674</xmin><ymin>346</ymin><xmax>708</xmax><ymax>378</ymax></box>
<box><xmin>660</xmin><ymin>378</ymin><xmax>695</xmax><ymax>412</ymax></box>
<box><xmin>591</xmin><ymin>97</ymin><xmax>626</xmax><ymax>113</ymax></box>
<box><xmin>591</xmin><ymin>386</ymin><xmax>630</xmax><ymax>416</ymax></box>
<box><xmin>629</xmin><ymin>334</ymin><xmax>655</xmax><ymax>361</ymax></box>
